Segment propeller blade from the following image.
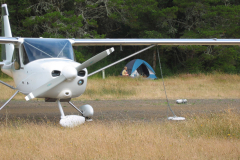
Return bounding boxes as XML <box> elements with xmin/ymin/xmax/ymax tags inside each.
<box><xmin>76</xmin><ymin>47</ymin><xmax>114</xmax><ymax>71</ymax></box>
<box><xmin>25</xmin><ymin>75</ymin><xmax>66</xmax><ymax>101</ymax></box>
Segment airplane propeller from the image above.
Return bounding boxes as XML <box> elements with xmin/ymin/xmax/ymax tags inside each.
<box><xmin>25</xmin><ymin>47</ymin><xmax>114</xmax><ymax>101</ymax></box>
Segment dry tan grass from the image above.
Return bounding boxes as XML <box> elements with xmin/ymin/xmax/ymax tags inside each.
<box><xmin>0</xmin><ymin>111</ymin><xmax>239</xmax><ymax>159</ymax></box>
<box><xmin>0</xmin><ymin>74</ymin><xmax>240</xmax><ymax>159</ymax></box>
<box><xmin>77</xmin><ymin>73</ymin><xmax>240</xmax><ymax>100</ymax></box>
<box><xmin>1</xmin><ymin>73</ymin><xmax>240</xmax><ymax>100</ymax></box>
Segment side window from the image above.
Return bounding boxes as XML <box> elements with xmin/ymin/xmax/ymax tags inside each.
<box><xmin>12</xmin><ymin>48</ymin><xmax>21</xmax><ymax>70</ymax></box>
<box><xmin>22</xmin><ymin>45</ymin><xmax>29</xmax><ymax>65</ymax></box>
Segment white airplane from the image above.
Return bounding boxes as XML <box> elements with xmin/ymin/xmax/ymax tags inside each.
<box><xmin>1</xmin><ymin>4</ymin><xmax>240</xmax><ymax>127</ymax></box>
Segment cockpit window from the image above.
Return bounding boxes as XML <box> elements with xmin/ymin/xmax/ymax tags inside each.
<box><xmin>22</xmin><ymin>45</ymin><xmax>29</xmax><ymax>65</ymax></box>
<box><xmin>12</xmin><ymin>48</ymin><xmax>21</xmax><ymax>70</ymax></box>
<box><xmin>23</xmin><ymin>38</ymin><xmax>74</xmax><ymax>64</ymax></box>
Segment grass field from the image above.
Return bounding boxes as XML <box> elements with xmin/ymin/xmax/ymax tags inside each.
<box><xmin>0</xmin><ymin>74</ymin><xmax>240</xmax><ymax>159</ymax></box>
<box><xmin>79</xmin><ymin>73</ymin><xmax>240</xmax><ymax>100</ymax></box>
<box><xmin>1</xmin><ymin>73</ymin><xmax>240</xmax><ymax>100</ymax></box>
<box><xmin>0</xmin><ymin>110</ymin><xmax>239</xmax><ymax>159</ymax></box>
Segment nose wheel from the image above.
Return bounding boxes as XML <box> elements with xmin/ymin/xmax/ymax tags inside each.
<box><xmin>57</xmin><ymin>100</ymin><xmax>94</xmax><ymax>127</ymax></box>
<box><xmin>68</xmin><ymin>101</ymin><xmax>94</xmax><ymax>121</ymax></box>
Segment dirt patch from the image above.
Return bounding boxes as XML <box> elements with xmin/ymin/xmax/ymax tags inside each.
<box><xmin>0</xmin><ymin>99</ymin><xmax>239</xmax><ymax>123</ymax></box>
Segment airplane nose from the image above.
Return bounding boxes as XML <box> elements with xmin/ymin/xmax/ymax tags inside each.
<box><xmin>62</xmin><ymin>65</ymin><xmax>77</xmax><ymax>80</ymax></box>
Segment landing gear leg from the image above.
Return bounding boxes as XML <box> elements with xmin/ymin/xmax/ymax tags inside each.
<box><xmin>57</xmin><ymin>99</ymin><xmax>85</xmax><ymax>127</ymax></box>
<box><xmin>57</xmin><ymin>99</ymin><xmax>65</xmax><ymax>118</ymax></box>
<box><xmin>68</xmin><ymin>101</ymin><xmax>83</xmax><ymax>115</ymax></box>
<box><xmin>0</xmin><ymin>91</ymin><xmax>19</xmax><ymax>111</ymax></box>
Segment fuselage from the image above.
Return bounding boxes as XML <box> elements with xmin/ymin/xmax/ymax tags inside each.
<box><xmin>1</xmin><ymin>38</ymin><xmax>88</xmax><ymax>99</ymax></box>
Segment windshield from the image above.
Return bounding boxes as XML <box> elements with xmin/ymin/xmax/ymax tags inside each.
<box><xmin>23</xmin><ymin>38</ymin><xmax>74</xmax><ymax>63</ymax></box>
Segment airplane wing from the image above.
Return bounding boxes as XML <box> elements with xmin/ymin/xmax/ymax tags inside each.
<box><xmin>0</xmin><ymin>37</ymin><xmax>19</xmax><ymax>44</ymax></box>
<box><xmin>0</xmin><ymin>37</ymin><xmax>240</xmax><ymax>46</ymax></box>
<box><xmin>72</xmin><ymin>38</ymin><xmax>240</xmax><ymax>46</ymax></box>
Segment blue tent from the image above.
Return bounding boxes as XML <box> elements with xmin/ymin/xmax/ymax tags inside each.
<box><xmin>122</xmin><ymin>59</ymin><xmax>157</xmax><ymax>79</ymax></box>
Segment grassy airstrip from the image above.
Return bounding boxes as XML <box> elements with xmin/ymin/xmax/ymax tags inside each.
<box><xmin>1</xmin><ymin>73</ymin><xmax>240</xmax><ymax>100</ymax></box>
<box><xmin>0</xmin><ymin>73</ymin><xmax>240</xmax><ymax>159</ymax></box>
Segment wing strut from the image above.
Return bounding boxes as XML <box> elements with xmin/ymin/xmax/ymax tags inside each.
<box><xmin>0</xmin><ymin>80</ymin><xmax>21</xmax><ymax>111</ymax></box>
<box><xmin>88</xmin><ymin>45</ymin><xmax>155</xmax><ymax>77</ymax></box>
<box><xmin>0</xmin><ymin>80</ymin><xmax>16</xmax><ymax>90</ymax></box>
<box><xmin>0</xmin><ymin>90</ymin><xmax>19</xmax><ymax>111</ymax></box>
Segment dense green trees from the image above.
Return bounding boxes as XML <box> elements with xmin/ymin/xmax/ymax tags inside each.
<box><xmin>1</xmin><ymin>0</ymin><xmax>240</xmax><ymax>77</ymax></box>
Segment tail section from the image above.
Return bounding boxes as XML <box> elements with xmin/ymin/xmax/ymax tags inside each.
<box><xmin>1</xmin><ymin>4</ymin><xmax>14</xmax><ymax>61</ymax></box>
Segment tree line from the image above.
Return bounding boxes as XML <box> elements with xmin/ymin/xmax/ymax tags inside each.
<box><xmin>1</xmin><ymin>0</ymin><xmax>240</xmax><ymax>77</ymax></box>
